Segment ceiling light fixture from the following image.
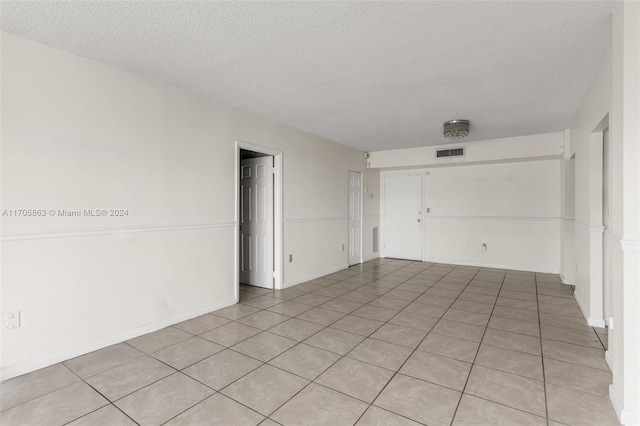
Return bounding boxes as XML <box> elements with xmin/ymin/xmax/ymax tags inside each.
<box><xmin>443</xmin><ymin>119</ymin><xmax>470</xmax><ymax>140</ymax></box>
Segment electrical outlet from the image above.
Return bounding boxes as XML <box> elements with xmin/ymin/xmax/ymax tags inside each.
<box><xmin>6</xmin><ymin>312</ymin><xmax>20</xmax><ymax>329</ymax></box>
<box><xmin>342</xmin><ymin>244</ymin><xmax>345</xmax><ymax>251</ymax></box>
<box><xmin>482</xmin><ymin>243</ymin><xmax>487</xmax><ymax>251</ymax></box>
<box><xmin>289</xmin><ymin>254</ymin><xmax>293</xmax><ymax>262</ymax></box>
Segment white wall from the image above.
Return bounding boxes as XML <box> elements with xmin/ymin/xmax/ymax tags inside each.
<box><xmin>610</xmin><ymin>3</ymin><xmax>640</xmax><ymax>424</ymax></box>
<box><xmin>569</xmin><ymin>2</ymin><xmax>640</xmax><ymax>423</ymax></box>
<box><xmin>0</xmin><ymin>33</ymin><xmax>379</xmax><ymax>379</ymax></box>
<box><xmin>373</xmin><ymin>134</ymin><xmax>563</xmax><ymax>274</ymax></box>
<box><xmin>423</xmin><ymin>160</ymin><xmax>561</xmax><ymax>272</ymax></box>
<box><xmin>560</xmin><ymin>129</ymin><xmax>576</xmax><ymax>285</ymax></box>
<box><xmin>569</xmin><ymin>51</ymin><xmax>611</xmax><ymax>329</ymax></box>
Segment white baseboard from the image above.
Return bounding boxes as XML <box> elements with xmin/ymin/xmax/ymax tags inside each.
<box><xmin>574</xmin><ymin>291</ymin><xmax>607</xmax><ymax>328</ymax></box>
<box><xmin>283</xmin><ymin>264</ymin><xmax>349</xmax><ymax>288</ymax></box>
<box><xmin>422</xmin><ymin>257</ymin><xmax>559</xmax><ymax>275</ymax></box>
<box><xmin>609</xmin><ymin>384</ymin><xmax>640</xmax><ymax>425</ymax></box>
<box><xmin>362</xmin><ymin>254</ymin><xmax>380</xmax><ymax>263</ymax></box>
<box><xmin>560</xmin><ymin>272</ymin><xmax>576</xmax><ymax>285</ymax></box>
<box><xmin>0</xmin><ymin>297</ymin><xmax>237</xmax><ymax>382</ymax></box>
<box><xmin>588</xmin><ymin>318</ymin><xmax>607</xmax><ymax>328</ymax></box>
<box><xmin>611</xmin><ymin>384</ymin><xmax>624</xmax><ymax>424</ymax></box>
<box><xmin>605</xmin><ymin>350</ymin><xmax>613</xmax><ymax>371</ymax></box>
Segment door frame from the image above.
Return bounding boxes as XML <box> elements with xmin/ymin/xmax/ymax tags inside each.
<box><xmin>582</xmin><ymin>113</ymin><xmax>608</xmax><ymax>328</ymax></box>
<box><xmin>235</xmin><ymin>141</ymin><xmax>283</xmax><ymax>300</ymax></box>
<box><xmin>348</xmin><ymin>170</ymin><xmax>363</xmax><ymax>266</ymax></box>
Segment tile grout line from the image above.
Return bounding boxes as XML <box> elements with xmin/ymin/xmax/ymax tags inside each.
<box><xmin>224</xmin><ymin>261</ymin><xmax>421</xmax><ymax>424</ymax></box>
<box><xmin>263</xmin><ymin>262</ymin><xmax>428</xmax><ymax>424</ymax></box>
<box><xmin>252</xmin><ymin>261</ymin><xmax>430</xmax><ymax>424</ymax></box>
<box><xmin>351</xmin><ymin>263</ymin><xmax>483</xmax><ymax>426</ymax></box>
<box><xmin>536</xmin><ymin>273</ymin><xmax>552</xmax><ymax>426</ymax></box>
<box><xmin>445</xmin><ymin>267</ymin><xmax>504</xmax><ymax>426</ymax></box>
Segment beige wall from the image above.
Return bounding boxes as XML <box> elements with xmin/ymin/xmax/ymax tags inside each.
<box><xmin>0</xmin><ymin>33</ymin><xmax>379</xmax><ymax>379</ymax></box>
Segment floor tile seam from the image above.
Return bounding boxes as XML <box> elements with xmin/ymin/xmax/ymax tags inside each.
<box><xmin>0</xmin><ymin>374</ymin><xmax>91</xmax><ymax>418</ymax></box>
<box><xmin>457</xmin><ymin>391</ymin><xmax>550</xmax><ymax>422</ymax></box>
<box><xmin>311</xmin><ymin>372</ymin><xmax>394</xmax><ymax>406</ymax></box>
<box><xmin>495</xmin><ymin>302</ymin><xmax>539</xmax><ymax>313</ymax></box>
<box><xmin>535</xmin><ymin>276</ymin><xmax>552</xmax><ymax>424</ymax></box>
<box><xmin>216</xmin><ymin>369</ymin><xmax>312</xmax><ymax>419</ymax></box>
<box><xmin>184</xmin><ymin>350</ymin><xmax>264</xmax><ymax>395</ymax></box>
<box><xmin>198</xmin><ymin>322</ymin><xmax>264</xmax><ymax>345</ymax></box>
<box><xmin>450</xmin><ymin>267</ymin><xmax>508</xmax><ymax>426</ymax></box>
<box><xmin>269</xmin><ymin>317</ymin><xmax>331</xmax><ymax>335</ymax></box>
<box><xmin>542</xmin><ymin>351</ymin><xmax>610</xmax><ymax>374</ymax></box>
<box><xmin>356</xmin><ymin>403</ymin><xmax>431</xmax><ymax>426</ymax></box>
<box><xmin>359</xmin><ymin>266</ymin><xmax>485</xmax><ymax>426</ymax></box>
<box><xmin>537</xmin><ymin>294</ymin><xmax>575</xmax><ymax>300</ymax></box>
<box><xmin>64</xmin><ymin>350</ymin><xmax>148</xmax><ymax>383</ymax></box>
<box><xmin>96</xmin><ymin>367</ymin><xmax>193</xmax><ymax>405</ymax></box>
<box><xmin>150</xmin><ymin>340</ymin><xmax>229</xmax><ymax>372</ymax></box>
<box><xmin>477</xmin><ymin>341</ymin><xmax>544</xmax><ymax>360</ymax></box>
<box><xmin>537</xmin><ymin>311</ymin><xmax>585</xmax><ymax>320</ymax></box>
<box><xmin>541</xmin><ymin>376</ymin><xmax>612</xmax><ymax>399</ymax></box>
<box><xmin>538</xmin><ymin>335</ymin><xmax>605</xmax><ymax>350</ymax></box>
<box><xmin>485</xmin><ymin>324</ymin><xmax>541</xmax><ymax>338</ymax></box>
<box><xmin>538</xmin><ymin>322</ymin><xmax>602</xmax><ymax>334</ymax></box>
<box><xmin>262</xmin><ymin>361</ymin><xmax>352</xmax><ymax>421</ymax></box>
<box><xmin>326</xmin><ymin>320</ymin><xmax>386</xmax><ymax>338</ymax></box>
<box><xmin>341</xmin><ymin>352</ymin><xmax>405</xmax><ymax>374</ymax></box>
<box><xmin>77</xmin><ymin>352</ymin><xmax>179</xmax><ymax>393</ymax></box>
<box><xmin>55</xmin><ymin>402</ymin><xmax>108</xmax><ymax>426</ymax></box>
<box><xmin>163</xmin><ymin>385</ymin><xmax>264</xmax><ymax>425</ymax></box>
<box><xmin>438</xmin><ymin>315</ymin><xmax>490</xmax><ymax>328</ymax></box>
<box><xmin>490</xmin><ymin>310</ymin><xmax>540</xmax><ymax>322</ymax></box>
<box><xmin>78</xmin><ymin>381</ymin><xmax>143</xmax><ymax>425</ymax></box>
<box><xmin>471</xmin><ymin>360</ymin><xmax>545</xmax><ymax>383</ymax></box>
<box><xmin>539</xmin><ymin>354</ymin><xmax>610</xmax><ymax>372</ymax></box>
<box><xmin>175</xmin><ymin>320</ymin><xmax>236</xmax><ymax>336</ymax></box>
<box><xmin>592</xmin><ymin>330</ymin><xmax>608</xmax><ymax>351</ymax></box>
<box><xmin>390</xmin><ymin>366</ymin><xmax>469</xmax><ymax>394</ymax></box>
<box><xmin>227</xmin><ymin>332</ymin><xmax>299</xmax><ymax>358</ymax></box>
<box><xmin>542</xmin><ymin>380</ymin><xmax>613</xmax><ymax>400</ymax></box>
<box><xmin>265</xmin><ymin>341</ymin><xmax>342</xmax><ymax>382</ymax></box>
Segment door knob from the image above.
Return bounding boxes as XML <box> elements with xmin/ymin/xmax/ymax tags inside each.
<box><xmin>417</xmin><ymin>219</ymin><xmax>421</xmax><ymax>222</ymax></box>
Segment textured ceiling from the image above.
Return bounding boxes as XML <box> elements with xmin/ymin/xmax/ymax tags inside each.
<box><xmin>1</xmin><ymin>1</ymin><xmax>613</xmax><ymax>152</ymax></box>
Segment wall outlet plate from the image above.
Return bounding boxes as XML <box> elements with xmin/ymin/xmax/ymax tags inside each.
<box><xmin>6</xmin><ymin>311</ymin><xmax>20</xmax><ymax>329</ymax></box>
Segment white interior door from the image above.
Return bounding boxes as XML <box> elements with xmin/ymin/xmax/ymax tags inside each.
<box><xmin>384</xmin><ymin>174</ymin><xmax>423</xmax><ymax>261</ymax></box>
<box><xmin>239</xmin><ymin>156</ymin><xmax>274</xmax><ymax>288</ymax></box>
<box><xmin>348</xmin><ymin>171</ymin><xmax>362</xmax><ymax>265</ymax></box>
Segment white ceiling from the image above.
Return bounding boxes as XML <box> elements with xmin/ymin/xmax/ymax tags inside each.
<box><xmin>1</xmin><ymin>1</ymin><xmax>613</xmax><ymax>152</ymax></box>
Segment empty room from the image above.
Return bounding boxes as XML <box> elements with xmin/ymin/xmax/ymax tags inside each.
<box><xmin>1</xmin><ymin>1</ymin><xmax>639</xmax><ymax>426</ymax></box>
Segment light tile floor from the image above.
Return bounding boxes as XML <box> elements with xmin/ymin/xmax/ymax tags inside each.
<box><xmin>0</xmin><ymin>259</ymin><xmax>620</xmax><ymax>425</ymax></box>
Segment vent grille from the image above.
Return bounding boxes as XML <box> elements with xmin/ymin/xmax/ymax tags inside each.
<box><xmin>436</xmin><ymin>148</ymin><xmax>464</xmax><ymax>158</ymax></box>
<box><xmin>373</xmin><ymin>227</ymin><xmax>379</xmax><ymax>253</ymax></box>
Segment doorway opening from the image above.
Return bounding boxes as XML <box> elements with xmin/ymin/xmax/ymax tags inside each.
<box><xmin>236</xmin><ymin>142</ymin><xmax>283</xmax><ymax>299</ymax></box>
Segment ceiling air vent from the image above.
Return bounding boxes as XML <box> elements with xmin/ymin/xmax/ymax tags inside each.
<box><xmin>436</xmin><ymin>148</ymin><xmax>464</xmax><ymax>158</ymax></box>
